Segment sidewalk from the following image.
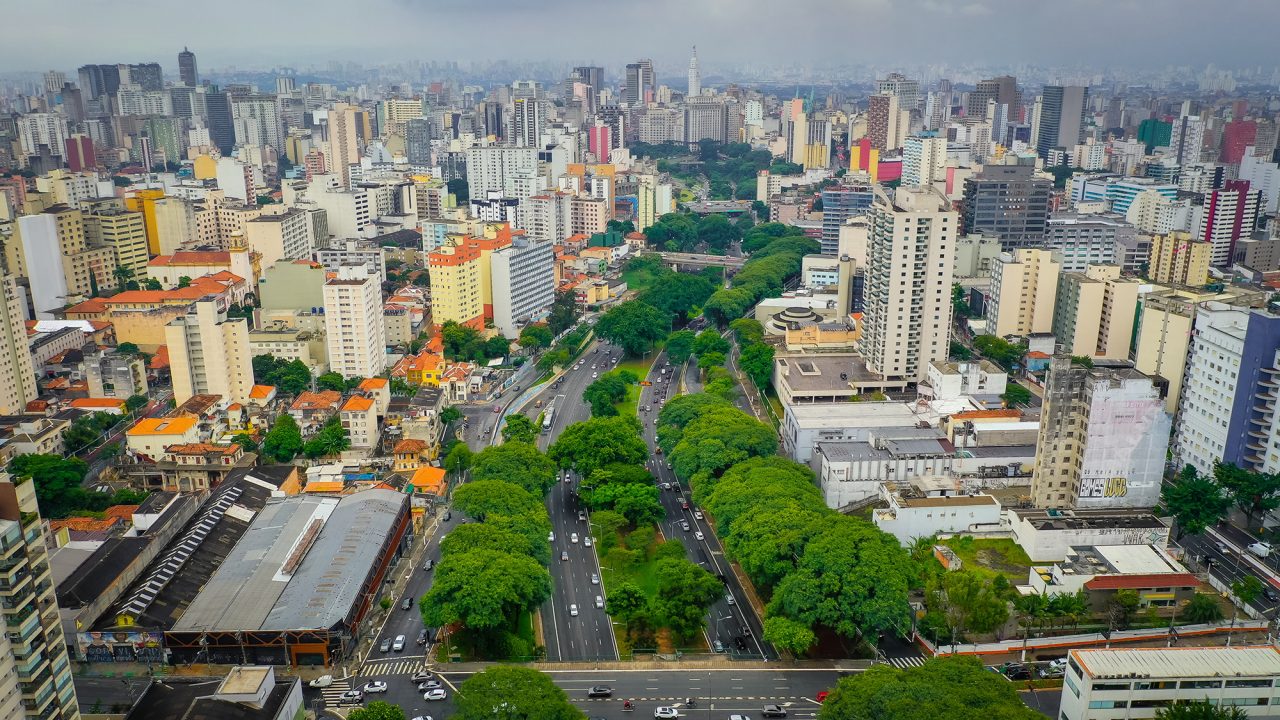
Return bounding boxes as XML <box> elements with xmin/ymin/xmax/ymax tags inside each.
<box><xmin>921</xmin><ymin>619</ymin><xmax>1270</xmax><ymax>660</ymax></box>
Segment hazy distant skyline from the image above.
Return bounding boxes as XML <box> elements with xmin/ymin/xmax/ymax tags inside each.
<box><xmin>5</xmin><ymin>0</ymin><xmax>1279</xmax><ymax>75</ymax></box>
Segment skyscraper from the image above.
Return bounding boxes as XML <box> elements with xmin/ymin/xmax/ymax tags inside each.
<box><xmin>125</xmin><ymin>62</ymin><xmax>163</xmax><ymax>91</ymax></box>
<box><xmin>178</xmin><ymin>46</ymin><xmax>198</xmax><ymax>86</ymax></box>
<box><xmin>512</xmin><ymin>90</ymin><xmax>545</xmax><ymax>148</ymax></box>
<box><xmin>1035</xmin><ymin>85</ymin><xmax>1089</xmax><ymax>160</ymax></box>
<box><xmin>405</xmin><ymin>117</ymin><xmax>432</xmax><ymax>166</ymax></box>
<box><xmin>77</xmin><ymin>63</ymin><xmax>120</xmax><ymax>100</ymax></box>
<box><xmin>0</xmin><ymin>274</ymin><xmax>36</xmax><ymax>415</ymax></box>
<box><xmin>861</xmin><ymin>185</ymin><xmax>957</xmax><ymax>384</ymax></box>
<box><xmin>624</xmin><ymin>59</ymin><xmax>655</xmax><ymax>106</ymax></box>
<box><xmin>967</xmin><ymin>76</ymin><xmax>1019</xmax><ymax>119</ymax></box>
<box><xmin>203</xmin><ymin>87</ymin><xmax>236</xmax><ymax>154</ymax></box>
<box><xmin>572</xmin><ymin>66</ymin><xmax>604</xmax><ymax>106</ymax></box>
<box><xmin>866</xmin><ymin>93</ymin><xmax>902</xmax><ymax>151</ymax></box>
<box><xmin>687</xmin><ymin>46</ymin><xmax>701</xmax><ymax>97</ymax></box>
<box><xmin>1199</xmin><ymin>180</ymin><xmax>1261</xmax><ymax>266</ymax></box>
<box><xmin>961</xmin><ymin>163</ymin><xmax>1052</xmax><ymax>243</ymax></box>
<box><xmin>1172</xmin><ymin>115</ymin><xmax>1206</xmax><ymax>166</ymax></box>
<box><xmin>902</xmin><ymin>132</ymin><xmax>947</xmax><ymax>187</ymax></box>
<box><xmin>328</xmin><ymin>102</ymin><xmax>362</xmax><ymax>189</ymax></box>
<box><xmin>324</xmin><ymin>264</ymin><xmax>388</xmax><ymax>378</ymax></box>
<box><xmin>876</xmin><ymin>73</ymin><xmax>920</xmax><ymax>113</ymax></box>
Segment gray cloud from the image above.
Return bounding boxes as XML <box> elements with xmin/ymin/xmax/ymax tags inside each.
<box><xmin>2</xmin><ymin>0</ymin><xmax>1277</xmax><ymax>75</ymax></box>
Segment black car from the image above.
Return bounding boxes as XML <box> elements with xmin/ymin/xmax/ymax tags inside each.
<box><xmin>1001</xmin><ymin>663</ymin><xmax>1031</xmax><ymax>680</ymax></box>
<box><xmin>733</xmin><ymin>636</ymin><xmax>748</xmax><ymax>652</ymax></box>
<box><xmin>587</xmin><ymin>686</ymin><xmax>613</xmax><ymax>698</ymax></box>
<box><xmin>417</xmin><ymin>629</ymin><xmax>428</xmax><ymax>645</ymax></box>
<box><xmin>401</xmin><ymin>597</ymin><xmax>413</xmax><ymax>610</ymax></box>
<box><xmin>1265</xmin><ymin>587</ymin><xmax>1280</xmax><ymax>602</ymax></box>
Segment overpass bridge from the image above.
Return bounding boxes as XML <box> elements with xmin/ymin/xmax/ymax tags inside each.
<box><xmin>656</xmin><ymin>252</ymin><xmax>747</xmax><ymax>269</ymax></box>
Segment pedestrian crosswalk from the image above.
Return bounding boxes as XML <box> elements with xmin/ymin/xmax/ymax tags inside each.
<box><xmin>884</xmin><ymin>655</ymin><xmax>926</xmax><ymax>669</ymax></box>
<box><xmin>357</xmin><ymin>658</ymin><xmax>429</xmax><ymax>677</ymax></box>
<box><xmin>319</xmin><ymin>680</ymin><xmax>353</xmax><ymax>706</ymax></box>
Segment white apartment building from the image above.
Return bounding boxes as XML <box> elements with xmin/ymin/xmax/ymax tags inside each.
<box><xmin>0</xmin><ymin>274</ymin><xmax>37</xmax><ymax>415</ymax></box>
<box><xmin>902</xmin><ymin>133</ymin><xmax>947</xmax><ymax>187</ymax></box>
<box><xmin>165</xmin><ymin>300</ymin><xmax>254</xmax><ymax>406</ymax></box>
<box><xmin>15</xmin><ymin>112</ymin><xmax>69</xmax><ymax>156</ymax></box>
<box><xmin>1060</xmin><ymin>647</ymin><xmax>1280</xmax><ymax>720</ymax></box>
<box><xmin>245</xmin><ymin>207</ymin><xmax>315</xmax><ymax>267</ymax></box>
<box><xmin>861</xmin><ymin>185</ymin><xmax>956</xmax><ymax>385</ymax></box>
<box><xmin>525</xmin><ymin>192</ymin><xmax>573</xmax><ymax>243</ymax></box>
<box><xmin>306</xmin><ymin>176</ymin><xmax>373</xmax><ymax>240</ymax></box>
<box><xmin>323</xmin><ymin>264</ymin><xmax>387</xmax><ymax>379</ymax></box>
<box><xmin>465</xmin><ymin>146</ymin><xmax>543</xmax><ymax>201</ymax></box>
<box><xmin>924</xmin><ymin>360</ymin><xmax>1007</xmax><ymax>401</ymax></box>
<box><xmin>1125</xmin><ymin>190</ymin><xmax>1195</xmax><ymax>235</ymax></box>
<box><xmin>491</xmin><ymin>235</ymin><xmax>556</xmax><ymax>339</ymax></box>
<box><xmin>16</xmin><ymin>210</ymin><xmax>74</xmax><ymax>319</ymax></box>
<box><xmin>314</xmin><ymin>239</ymin><xmax>387</xmax><ymax>284</ymax></box>
<box><xmin>985</xmin><ymin>249</ymin><xmax>1059</xmax><ymax>338</ymax></box>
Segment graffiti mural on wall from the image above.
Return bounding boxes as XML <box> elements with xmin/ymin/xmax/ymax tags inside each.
<box><xmin>77</xmin><ymin>630</ymin><xmax>165</xmax><ymax>663</ymax></box>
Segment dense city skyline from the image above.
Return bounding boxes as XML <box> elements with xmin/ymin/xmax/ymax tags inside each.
<box><xmin>4</xmin><ymin>0</ymin><xmax>1280</xmax><ymax>71</ymax></box>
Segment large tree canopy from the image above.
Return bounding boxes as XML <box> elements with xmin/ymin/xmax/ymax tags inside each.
<box><xmin>470</xmin><ymin>442</ymin><xmax>558</xmax><ymax>496</ymax></box>
<box><xmin>594</xmin><ymin>301</ymin><xmax>671</xmax><ymax>356</ymax></box>
<box><xmin>455</xmin><ymin>666</ymin><xmax>584</xmax><ymax>720</ymax></box>
<box><xmin>549</xmin><ymin>416</ymin><xmax>649</xmax><ymax>478</ymax></box>
<box><xmin>452</xmin><ymin>480</ymin><xmax>542</xmax><ymax>521</ymax></box>
<box><xmin>421</xmin><ymin>550</ymin><xmax>552</xmax><ymax>631</ymax></box>
<box><xmin>818</xmin><ymin>657</ymin><xmax>1042</xmax><ymax>720</ymax></box>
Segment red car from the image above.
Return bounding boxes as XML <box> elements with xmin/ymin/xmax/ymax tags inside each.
<box><xmin>816</xmin><ymin>692</ymin><xmax>829</xmax><ymax>704</ymax></box>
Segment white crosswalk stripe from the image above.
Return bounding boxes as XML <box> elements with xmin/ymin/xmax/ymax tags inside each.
<box><xmin>358</xmin><ymin>659</ymin><xmax>427</xmax><ymax>677</ymax></box>
<box><xmin>319</xmin><ymin>680</ymin><xmax>353</xmax><ymax>706</ymax></box>
<box><xmin>887</xmin><ymin>656</ymin><xmax>926</xmax><ymax>668</ymax></box>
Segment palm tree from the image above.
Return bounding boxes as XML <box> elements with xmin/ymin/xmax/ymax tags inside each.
<box><xmin>112</xmin><ymin>265</ymin><xmax>136</xmax><ymax>291</ymax></box>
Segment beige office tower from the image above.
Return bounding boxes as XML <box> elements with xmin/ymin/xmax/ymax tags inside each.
<box><xmin>323</xmin><ymin>264</ymin><xmax>387</xmax><ymax>379</ymax></box>
<box><xmin>328</xmin><ymin>103</ymin><xmax>362</xmax><ymax>189</ymax></box>
<box><xmin>165</xmin><ymin>299</ymin><xmax>254</xmax><ymax>405</ymax></box>
<box><xmin>861</xmin><ymin>185</ymin><xmax>957</xmax><ymax>384</ymax></box>
<box><xmin>0</xmin><ymin>274</ymin><xmax>36</xmax><ymax>414</ymax></box>
<box><xmin>985</xmin><ymin>249</ymin><xmax>1060</xmax><ymax>338</ymax></box>
<box><xmin>0</xmin><ymin>472</ymin><xmax>80</xmax><ymax>719</ymax></box>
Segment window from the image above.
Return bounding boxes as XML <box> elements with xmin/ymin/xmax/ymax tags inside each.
<box><xmin>1093</xmin><ymin>682</ymin><xmax>1131</xmax><ymax>691</ymax></box>
<box><xmin>1180</xmin><ymin>680</ymin><xmax>1223</xmax><ymax>690</ymax></box>
<box><xmin>1088</xmin><ymin>701</ymin><xmax>1127</xmax><ymax>710</ymax></box>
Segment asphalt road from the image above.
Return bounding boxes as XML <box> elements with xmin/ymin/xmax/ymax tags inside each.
<box><xmin>1178</xmin><ymin>529</ymin><xmax>1280</xmax><ymax>618</ymax></box>
<box><xmin>639</xmin><ymin>351</ymin><xmax>775</xmax><ymax>660</ymax></box>
<box><xmin>526</xmin><ymin>340</ymin><xmax>622</xmax><ymax>662</ymax></box>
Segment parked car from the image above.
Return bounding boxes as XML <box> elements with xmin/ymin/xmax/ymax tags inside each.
<box><xmin>411</xmin><ymin>671</ymin><xmax>434</xmax><ymax>683</ymax></box>
<box><xmin>362</xmin><ymin>681</ymin><xmax>388</xmax><ymax>693</ymax></box>
<box><xmin>424</xmin><ymin>689</ymin><xmax>448</xmax><ymax>701</ymax></box>
<box><xmin>417</xmin><ymin>629</ymin><xmax>428</xmax><ymax>646</ymax></box>
<box><xmin>418</xmin><ymin>680</ymin><xmax>443</xmax><ymax>691</ymax></box>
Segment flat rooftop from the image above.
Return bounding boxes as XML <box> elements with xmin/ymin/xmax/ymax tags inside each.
<box><xmin>1010</xmin><ymin>507</ymin><xmax>1167</xmax><ymax>531</ymax></box>
<box><xmin>785</xmin><ymin>400</ymin><xmax>917</xmax><ymax>428</ymax></box>
<box><xmin>125</xmin><ymin>674</ymin><xmax>296</xmax><ymax>720</ymax></box>
<box><xmin>173</xmin><ymin>489</ymin><xmax>405</xmax><ymax>633</ymax></box>
<box><xmin>1072</xmin><ymin>646</ymin><xmax>1280</xmax><ymax>680</ymax></box>
<box><xmin>1062</xmin><ymin>544</ymin><xmax>1182</xmax><ymax>576</ymax></box>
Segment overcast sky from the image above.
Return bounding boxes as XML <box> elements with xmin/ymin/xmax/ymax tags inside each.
<box><xmin>6</xmin><ymin>0</ymin><xmax>1278</xmax><ymax>74</ymax></box>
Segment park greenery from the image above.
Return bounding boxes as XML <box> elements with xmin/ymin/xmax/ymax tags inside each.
<box><xmin>8</xmin><ymin>454</ymin><xmax>148</xmax><ymax>519</ymax></box>
<box><xmin>423</xmin><ymin>441</ymin><xmax>558</xmax><ymax>659</ymax></box>
<box><xmin>441</xmin><ymin>321</ymin><xmax>512</xmax><ymax>363</ymax></box>
<box><xmin>656</xmin><ymin>393</ymin><xmax>914</xmax><ymax>655</ymax></box>
<box><xmin>971</xmin><ymin>335</ymin><xmax>1026</xmax><ymax>372</ymax></box>
<box><xmin>582</xmin><ymin>369</ymin><xmax>640</xmax><ymax>417</ymax></box>
<box><xmin>593</xmin><ymin>300</ymin><xmax>671</xmax><ymax>357</ymax></box>
<box><xmin>455</xmin><ymin>666</ymin><xmax>584</xmax><ymax>720</ymax></box>
<box><xmin>251</xmin><ymin>354</ymin><xmax>312</xmax><ymax>395</ymax></box>
<box><xmin>636</xmin><ymin>140</ymin><xmax>795</xmax><ymax>201</ymax></box>
<box><xmin>62</xmin><ymin>411</ymin><xmax>123</xmax><ymax>454</ymax></box>
<box><xmin>703</xmin><ymin>228</ymin><xmax>819</xmax><ymax>326</ymax></box>
<box><xmin>817</xmin><ymin>656</ymin><xmax>1043</xmax><ymax>720</ymax></box>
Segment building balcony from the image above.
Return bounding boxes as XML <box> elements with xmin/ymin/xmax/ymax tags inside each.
<box><xmin>1248</xmin><ymin>429</ymin><xmax>1270</xmax><ymax>440</ymax></box>
<box><xmin>1246</xmin><ymin>440</ymin><xmax>1267</xmax><ymax>452</ymax></box>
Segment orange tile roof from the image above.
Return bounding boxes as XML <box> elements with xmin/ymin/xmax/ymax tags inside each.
<box><xmin>303</xmin><ymin>480</ymin><xmax>345</xmax><ymax>493</ymax></box>
<box><xmin>1026</xmin><ymin>351</ymin><xmax>1052</xmax><ymax>359</ymax></box>
<box><xmin>25</xmin><ymin>399</ymin><xmax>49</xmax><ymax>412</ymax></box>
<box><xmin>127</xmin><ymin>417</ymin><xmax>198</xmax><ymax>436</ymax></box>
<box><xmin>248</xmin><ymin>384</ymin><xmax>276</xmax><ymax>400</ymax></box>
<box><xmin>165</xmin><ymin>443</ymin><xmax>240</xmax><ymax>455</ymax></box>
<box><xmin>358</xmin><ymin>377</ymin><xmax>389</xmax><ymax>390</ymax></box>
<box><xmin>951</xmin><ymin>409</ymin><xmax>1022</xmax><ymax>420</ymax></box>
<box><xmin>148</xmin><ymin>251</ymin><xmax>231</xmax><ymax>267</ymax></box>
<box><xmin>426</xmin><ymin>336</ymin><xmax>443</xmax><ymax>353</ymax></box>
<box><xmin>410</xmin><ymin>466</ymin><xmax>447</xmax><ymax>495</ymax></box>
<box><xmin>149</xmin><ymin>345</ymin><xmax>170</xmax><ymax>369</ymax></box>
<box><xmin>65</xmin><ymin>297</ymin><xmax>108</xmax><ymax>315</ymax></box>
<box><xmin>103</xmin><ymin>505</ymin><xmax>139</xmax><ymax>520</ymax></box>
<box><xmin>290</xmin><ymin>390</ymin><xmax>341</xmax><ymax>411</ymax></box>
<box><xmin>70</xmin><ymin>398</ymin><xmax>127</xmax><ymax>409</ymax></box>
<box><xmin>50</xmin><ymin>517</ymin><xmax>120</xmax><ymax>533</ymax></box>
<box><xmin>341</xmin><ymin>395</ymin><xmax>375</xmax><ymax>412</ymax></box>
<box><xmin>394</xmin><ymin>439</ymin><xmax>429</xmax><ymax>454</ymax></box>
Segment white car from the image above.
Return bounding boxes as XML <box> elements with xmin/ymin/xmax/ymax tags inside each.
<box><xmin>411</xmin><ymin>716</ymin><xmax>434</xmax><ymax>720</ymax></box>
<box><xmin>569</xmin><ymin>603</ymin><xmax>579</xmax><ymax>617</ymax></box>
<box><xmin>308</xmin><ymin>675</ymin><xmax>334</xmax><ymax>688</ymax></box>
<box><xmin>584</xmin><ymin>536</ymin><xmax>593</xmax><ymax>547</ymax></box>
<box><xmin>548</xmin><ymin>531</ymin><xmax>556</xmax><ymax>542</ymax></box>
<box><xmin>726</xmin><ymin>594</ymin><xmax>736</xmax><ymax>605</ymax></box>
<box><xmin>362</xmin><ymin>681</ymin><xmax>389</xmax><ymax>693</ymax></box>
<box><xmin>338</xmin><ymin>690</ymin><xmax>364</xmax><ymax>705</ymax></box>
<box><xmin>424</xmin><ymin>688</ymin><xmax>448</xmax><ymax>701</ymax></box>
<box><xmin>694</xmin><ymin>531</ymin><xmax>704</xmax><ymax>541</ymax></box>
<box><xmin>411</xmin><ymin>671</ymin><xmax>434</xmax><ymax>683</ymax></box>
<box><xmin>592</xmin><ymin>372</ymin><xmax>598</xmax><ymax>378</ymax></box>
<box><xmin>392</xmin><ymin>634</ymin><xmax>406</xmax><ymax>651</ymax></box>
<box><xmin>655</xmin><ymin>707</ymin><xmax>680</xmax><ymax>719</ymax></box>
<box><xmin>1249</xmin><ymin>542</ymin><xmax>1273</xmax><ymax>558</ymax></box>
<box><xmin>595</xmin><ymin>595</ymin><xmax>604</xmax><ymax>608</ymax></box>
<box><xmin>591</xmin><ymin>573</ymin><xmax>600</xmax><ymax>585</ymax></box>
<box><xmin>570</xmin><ymin>533</ymin><xmax>579</xmax><ymax>544</ymax></box>
<box><xmin>693</xmin><ymin>510</ymin><xmax>703</xmax><ymax>520</ymax></box>
<box><xmin>418</xmin><ymin>680</ymin><xmax>443</xmax><ymax>691</ymax></box>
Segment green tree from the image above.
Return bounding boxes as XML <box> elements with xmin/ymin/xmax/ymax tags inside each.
<box><xmin>303</xmin><ymin>417</ymin><xmax>350</xmax><ymax>458</ymax></box>
<box><xmin>447</xmin><ymin>178</ymin><xmax>469</xmax><ymax>202</ymax></box>
<box><xmin>124</xmin><ymin>394</ymin><xmax>149</xmax><ymax>413</ymax></box>
<box><xmin>950</xmin><ymin>341</ymin><xmax>973</xmax><ymax>360</ymax></box>
<box><xmin>117</xmin><ymin>342</ymin><xmax>141</xmax><ymax>355</ymax></box>
<box><xmin>143</xmin><ymin>278</ymin><xmax>162</xmax><ymax>290</ymax></box>
<box><xmin>63</xmin><ymin>412</ymin><xmax>118</xmax><ymax>453</ymax></box>
<box><xmin>762</xmin><ymin>615</ymin><xmax>817</xmax><ymax>656</ymax></box>
<box><xmin>7</xmin><ymin>454</ymin><xmax>90</xmax><ymax>519</ymax></box>
<box><xmin>695</xmin><ymin>213</ymin><xmax>743</xmax><ymax>253</ymax></box>
<box><xmin>471</xmin><ymin>442</ymin><xmax>558</xmax><ymax>496</ymax></box>
<box><xmin>664</xmin><ymin>330</ymin><xmax>696</xmax><ymax>364</ymax></box>
<box><xmin>644</xmin><ymin>213</ymin><xmax>698</xmax><ymax>251</ymax></box>
<box><xmin>1232</xmin><ymin>576</ymin><xmax>1264</xmax><ymax>607</ymax></box>
<box><xmin>502</xmin><ymin>414</ymin><xmax>540</xmax><ymax>444</ymax></box>
<box><xmin>549</xmin><ymin>416</ymin><xmax>649</xmax><ymax>478</ymax></box>
<box><xmin>1214</xmin><ymin>461</ymin><xmax>1280</xmax><ymax>525</ymax></box>
<box><xmin>652</xmin><ymin>558</ymin><xmax>724</xmax><ymax>641</ymax></box>
<box><xmin>444</xmin><ymin>441</ymin><xmax>473</xmax><ymax>474</ymax></box>
<box><xmin>441</xmin><ymin>522</ymin><xmax>547</xmax><ymax>564</ymax></box>
<box><xmin>640</xmin><ymin>272</ymin><xmax>717</xmax><ymax>322</ymax></box>
<box><xmin>937</xmin><ymin>569</ymin><xmax>1010</xmax><ymax>636</ymax></box>
<box><xmin>609</xmin><ymin>484</ymin><xmax>666</xmax><ymax>526</ymax></box>
<box><xmin>176</xmin><ymin>275</ymin><xmax>192</xmax><ymax>288</ymax></box>
<box><xmin>729</xmin><ymin>318</ymin><xmax>765</xmax><ymax>344</ymax></box>
<box><xmin>230</xmin><ymin>433</ymin><xmax>259</xmax><ymax>453</ymax></box>
<box><xmin>421</xmin><ymin>550</ymin><xmax>552</xmax><ymax>631</ymax></box>
<box><xmin>315</xmin><ymin>372</ymin><xmax>347</xmax><ymax>392</ymax></box>
<box><xmin>453</xmin><ymin>480</ymin><xmax>541</xmax><ymax>521</ymax></box>
<box><xmin>1107</xmin><ymin>589</ymin><xmax>1141</xmax><ymax>629</ymax></box>
<box><xmin>697</xmin><ymin>351</ymin><xmax>726</xmax><ymax>374</ymax></box>
<box><xmin>594</xmin><ymin>301</ymin><xmax>671</xmax><ymax>356</ymax></box>
<box><xmin>604</xmin><ymin>582</ymin><xmax>648</xmax><ymax>623</ymax></box>
<box><xmin>1183</xmin><ymin>593</ymin><xmax>1225</xmax><ymax>624</ymax></box>
<box><xmin>1154</xmin><ymin>701</ymin><xmax>1248</xmax><ymax>720</ymax></box>
<box><xmin>972</xmin><ymin>335</ymin><xmax>1027</xmax><ymax>371</ymax></box>
<box><xmin>819</xmin><ymin>656</ymin><xmax>1042</xmax><ymax>720</ymax></box>
<box><xmin>518</xmin><ymin>324</ymin><xmax>554</xmax><ymax>349</ymax></box>
<box><xmin>666</xmin><ymin>404</ymin><xmax>778</xmax><ymax>481</ymax></box>
<box><xmin>348</xmin><ymin>700</ymin><xmax>407</xmax><ymax>720</ymax></box>
<box><xmin>1001</xmin><ymin>383</ymin><xmax>1032</xmax><ymax>407</ymax></box>
<box><xmin>538</xmin><ymin>348</ymin><xmax>571</xmax><ymax>372</ymax></box>
<box><xmin>590</xmin><ymin>509</ymin><xmax>628</xmax><ymax>544</ymax></box>
<box><xmin>547</xmin><ymin>291</ymin><xmax>580</xmax><ymax>335</ymax></box>
<box><xmin>768</xmin><ymin>515</ymin><xmax>912</xmax><ymax>642</ymax></box>
<box><xmin>454</xmin><ymin>666</ymin><xmax>584</xmax><ymax>720</ymax></box>
<box><xmin>261</xmin><ymin>413</ymin><xmax>303</xmax><ymax>462</ymax></box>
<box><xmin>738</xmin><ymin>342</ymin><xmax>775</xmax><ymax>389</ymax></box>
<box><xmin>440</xmin><ymin>406</ymin><xmax>463</xmax><ymax>426</ymax></box>
<box><xmin>693</xmin><ymin>329</ymin><xmax>731</xmax><ymax>357</ymax></box>
<box><xmin>1161</xmin><ymin>465</ymin><xmax>1232</xmax><ymax>539</ymax></box>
